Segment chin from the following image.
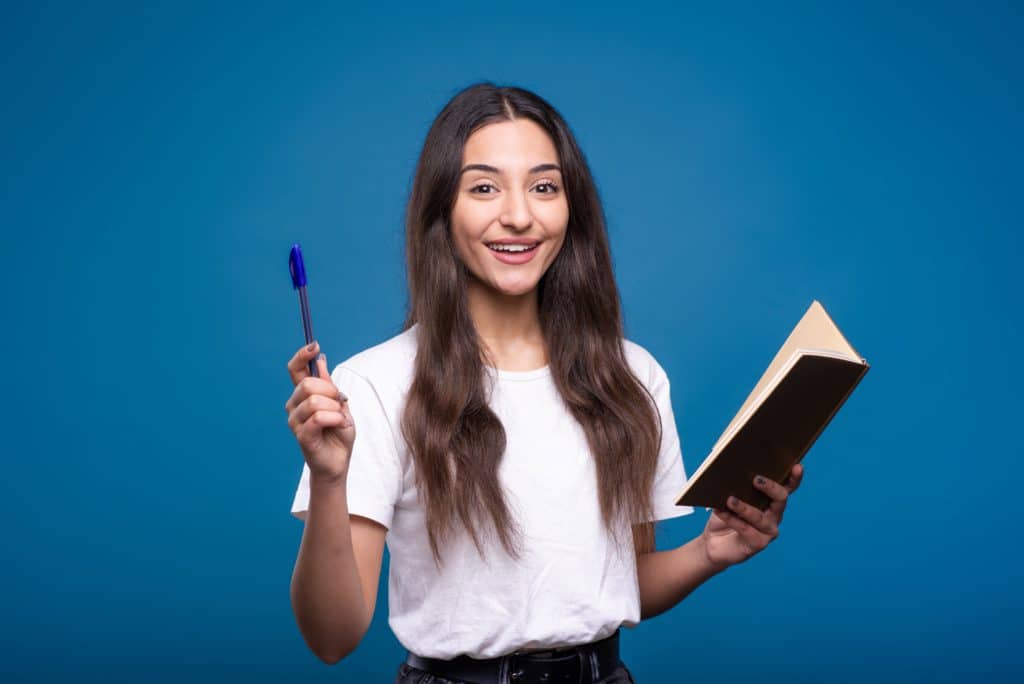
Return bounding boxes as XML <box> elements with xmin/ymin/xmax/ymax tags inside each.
<box><xmin>492</xmin><ymin>278</ymin><xmax>539</xmax><ymax>297</ymax></box>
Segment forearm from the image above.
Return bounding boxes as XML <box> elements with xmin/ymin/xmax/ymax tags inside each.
<box><xmin>290</xmin><ymin>473</ymin><xmax>369</xmax><ymax>664</ymax></box>
<box><xmin>637</xmin><ymin>534</ymin><xmax>729</xmax><ymax>620</ymax></box>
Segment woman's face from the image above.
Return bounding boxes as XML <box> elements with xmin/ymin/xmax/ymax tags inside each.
<box><xmin>450</xmin><ymin>118</ymin><xmax>569</xmax><ymax>298</ymax></box>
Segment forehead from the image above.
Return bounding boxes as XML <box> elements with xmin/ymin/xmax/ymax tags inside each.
<box><xmin>463</xmin><ymin>119</ymin><xmax>559</xmax><ymax>167</ymax></box>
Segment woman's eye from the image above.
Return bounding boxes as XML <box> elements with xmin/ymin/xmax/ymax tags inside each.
<box><xmin>469</xmin><ymin>182</ymin><xmax>559</xmax><ymax>195</ymax></box>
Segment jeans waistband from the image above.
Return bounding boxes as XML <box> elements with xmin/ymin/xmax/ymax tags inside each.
<box><xmin>405</xmin><ymin>629</ymin><xmax>621</xmax><ymax>684</ymax></box>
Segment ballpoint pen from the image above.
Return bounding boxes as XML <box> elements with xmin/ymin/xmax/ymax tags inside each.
<box><xmin>288</xmin><ymin>243</ymin><xmax>318</xmax><ymax>378</ymax></box>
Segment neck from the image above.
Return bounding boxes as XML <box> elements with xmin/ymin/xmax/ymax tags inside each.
<box><xmin>466</xmin><ymin>278</ymin><xmax>547</xmax><ymax>368</ymax></box>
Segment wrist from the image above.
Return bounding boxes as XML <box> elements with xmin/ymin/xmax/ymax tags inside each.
<box><xmin>310</xmin><ymin>468</ymin><xmax>348</xmax><ymax>490</ymax></box>
<box><xmin>697</xmin><ymin>533</ymin><xmax>732</xmax><ymax>576</ymax></box>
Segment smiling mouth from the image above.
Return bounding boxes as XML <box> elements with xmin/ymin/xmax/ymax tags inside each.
<box><xmin>486</xmin><ymin>242</ymin><xmax>540</xmax><ymax>253</ymax></box>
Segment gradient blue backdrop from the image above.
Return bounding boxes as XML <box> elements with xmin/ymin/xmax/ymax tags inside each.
<box><xmin>2</xmin><ymin>1</ymin><xmax>1020</xmax><ymax>682</ymax></box>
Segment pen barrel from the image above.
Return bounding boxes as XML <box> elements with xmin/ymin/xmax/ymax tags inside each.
<box><xmin>297</xmin><ymin>286</ymin><xmax>318</xmax><ymax>377</ymax></box>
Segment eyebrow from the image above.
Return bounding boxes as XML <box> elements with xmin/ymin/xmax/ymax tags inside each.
<box><xmin>459</xmin><ymin>163</ymin><xmax>562</xmax><ymax>176</ymax></box>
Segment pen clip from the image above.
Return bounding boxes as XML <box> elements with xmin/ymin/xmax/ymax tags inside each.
<box><xmin>289</xmin><ymin>243</ymin><xmax>307</xmax><ymax>289</ymax></box>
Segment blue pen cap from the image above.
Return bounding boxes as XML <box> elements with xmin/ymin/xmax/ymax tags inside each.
<box><xmin>289</xmin><ymin>243</ymin><xmax>307</xmax><ymax>288</ymax></box>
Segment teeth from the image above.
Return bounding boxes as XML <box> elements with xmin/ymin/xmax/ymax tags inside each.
<box><xmin>488</xmin><ymin>243</ymin><xmax>537</xmax><ymax>252</ymax></box>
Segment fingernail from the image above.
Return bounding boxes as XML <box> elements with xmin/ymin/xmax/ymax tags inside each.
<box><xmin>728</xmin><ymin>496</ymin><xmax>738</xmax><ymax>507</ymax></box>
<box><xmin>755</xmin><ymin>475</ymin><xmax>765</xmax><ymax>486</ymax></box>
<box><xmin>318</xmin><ymin>352</ymin><xmax>325</xmax><ymax>361</ymax></box>
<box><xmin>307</xmin><ymin>342</ymin><xmax>316</xmax><ymax>351</ymax></box>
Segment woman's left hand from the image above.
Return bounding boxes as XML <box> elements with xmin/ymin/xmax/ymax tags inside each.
<box><xmin>701</xmin><ymin>463</ymin><xmax>804</xmax><ymax>570</ymax></box>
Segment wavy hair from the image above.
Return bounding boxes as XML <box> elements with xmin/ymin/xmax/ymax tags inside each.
<box><xmin>400</xmin><ymin>82</ymin><xmax>662</xmax><ymax>567</ymax></box>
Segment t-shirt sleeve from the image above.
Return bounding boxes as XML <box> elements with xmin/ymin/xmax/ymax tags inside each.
<box><xmin>290</xmin><ymin>364</ymin><xmax>403</xmax><ymax>530</ymax></box>
<box><xmin>642</xmin><ymin>357</ymin><xmax>696</xmax><ymax>522</ymax></box>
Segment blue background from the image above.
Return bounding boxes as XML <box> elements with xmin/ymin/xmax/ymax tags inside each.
<box><xmin>2</xmin><ymin>1</ymin><xmax>1020</xmax><ymax>681</ymax></box>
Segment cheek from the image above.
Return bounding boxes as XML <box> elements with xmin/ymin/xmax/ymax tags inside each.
<box><xmin>452</xmin><ymin>206</ymin><xmax>493</xmax><ymax>243</ymax></box>
<box><xmin>448</xmin><ymin>224</ymin><xmax>483</xmax><ymax>266</ymax></box>
<box><xmin>451</xmin><ymin>232</ymin><xmax>478</xmax><ymax>267</ymax></box>
<box><xmin>536</xmin><ymin>200</ymin><xmax>569</xmax><ymax>233</ymax></box>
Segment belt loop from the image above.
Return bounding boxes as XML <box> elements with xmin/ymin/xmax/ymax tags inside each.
<box><xmin>499</xmin><ymin>652</ymin><xmax>511</xmax><ymax>684</ymax></box>
<box><xmin>588</xmin><ymin>649</ymin><xmax>600</xmax><ymax>680</ymax></box>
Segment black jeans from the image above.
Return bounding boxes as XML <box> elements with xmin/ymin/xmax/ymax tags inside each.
<box><xmin>394</xmin><ymin>659</ymin><xmax>637</xmax><ymax>684</ymax></box>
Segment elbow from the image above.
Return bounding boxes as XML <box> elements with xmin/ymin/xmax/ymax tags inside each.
<box><xmin>297</xmin><ymin>616</ymin><xmax>367</xmax><ymax>665</ymax></box>
<box><xmin>289</xmin><ymin>573</ymin><xmax>372</xmax><ymax>665</ymax></box>
<box><xmin>310</xmin><ymin>636</ymin><xmax>347</xmax><ymax>665</ymax></box>
<box><xmin>317</xmin><ymin>648</ymin><xmax>347</xmax><ymax>666</ymax></box>
<box><xmin>322</xmin><ymin>624</ymin><xmax>371</xmax><ymax>665</ymax></box>
<box><xmin>306</xmin><ymin>631</ymin><xmax>361</xmax><ymax>666</ymax></box>
<box><xmin>290</xmin><ymin>601</ymin><xmax>366</xmax><ymax>665</ymax></box>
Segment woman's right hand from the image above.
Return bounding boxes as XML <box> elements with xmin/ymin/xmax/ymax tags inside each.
<box><xmin>285</xmin><ymin>341</ymin><xmax>355</xmax><ymax>483</ymax></box>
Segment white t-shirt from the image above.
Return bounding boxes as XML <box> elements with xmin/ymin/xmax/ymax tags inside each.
<box><xmin>290</xmin><ymin>324</ymin><xmax>695</xmax><ymax>659</ymax></box>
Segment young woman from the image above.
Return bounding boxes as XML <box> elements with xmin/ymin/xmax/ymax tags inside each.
<box><xmin>284</xmin><ymin>82</ymin><xmax>803</xmax><ymax>684</ymax></box>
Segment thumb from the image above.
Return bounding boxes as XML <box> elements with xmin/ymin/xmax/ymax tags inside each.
<box><xmin>316</xmin><ymin>352</ymin><xmax>329</xmax><ymax>379</ymax></box>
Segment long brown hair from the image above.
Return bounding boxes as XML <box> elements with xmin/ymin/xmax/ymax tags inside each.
<box><xmin>400</xmin><ymin>82</ymin><xmax>661</xmax><ymax>567</ymax></box>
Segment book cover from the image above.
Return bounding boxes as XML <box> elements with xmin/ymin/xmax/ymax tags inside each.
<box><xmin>674</xmin><ymin>300</ymin><xmax>870</xmax><ymax>511</ymax></box>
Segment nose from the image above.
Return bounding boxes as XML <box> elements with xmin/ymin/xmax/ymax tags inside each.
<box><xmin>499</xmin><ymin>188</ymin><xmax>533</xmax><ymax>231</ymax></box>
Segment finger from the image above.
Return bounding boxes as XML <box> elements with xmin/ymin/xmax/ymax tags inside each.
<box><xmin>315</xmin><ymin>352</ymin><xmax>349</xmax><ymax>402</ymax></box>
<box><xmin>753</xmin><ymin>473</ymin><xmax>790</xmax><ymax>519</ymax></box>
<box><xmin>785</xmin><ymin>463</ymin><xmax>804</xmax><ymax>493</ymax></box>
<box><xmin>287</xmin><ymin>340</ymin><xmax>320</xmax><ymax>385</ymax></box>
<box><xmin>296</xmin><ymin>409</ymin><xmax>348</xmax><ymax>444</ymax></box>
<box><xmin>288</xmin><ymin>393</ymin><xmax>344</xmax><ymax>431</ymax></box>
<box><xmin>711</xmin><ymin>508</ymin><xmax>729</xmax><ymax>521</ymax></box>
<box><xmin>284</xmin><ymin>374</ymin><xmax>343</xmax><ymax>414</ymax></box>
<box><xmin>753</xmin><ymin>474</ymin><xmax>789</xmax><ymax>503</ymax></box>
<box><xmin>726</xmin><ymin>495</ymin><xmax>779</xmax><ymax>538</ymax></box>
<box><xmin>715</xmin><ymin>509</ymin><xmax>770</xmax><ymax>548</ymax></box>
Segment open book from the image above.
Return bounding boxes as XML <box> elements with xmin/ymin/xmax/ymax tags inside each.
<box><xmin>674</xmin><ymin>300</ymin><xmax>869</xmax><ymax>511</ymax></box>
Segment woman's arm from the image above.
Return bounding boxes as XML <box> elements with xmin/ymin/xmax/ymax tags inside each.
<box><xmin>291</xmin><ymin>473</ymin><xmax>386</xmax><ymax>664</ymax></box>
<box><xmin>634</xmin><ymin>531</ymin><xmax>729</xmax><ymax>620</ymax></box>
<box><xmin>635</xmin><ymin>465</ymin><xmax>804</xmax><ymax>620</ymax></box>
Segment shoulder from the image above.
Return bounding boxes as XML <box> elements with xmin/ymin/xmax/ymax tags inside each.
<box><xmin>622</xmin><ymin>337</ymin><xmax>669</xmax><ymax>389</ymax></box>
<box><xmin>331</xmin><ymin>324</ymin><xmax>418</xmax><ymax>397</ymax></box>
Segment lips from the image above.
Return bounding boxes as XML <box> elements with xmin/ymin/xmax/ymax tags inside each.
<box><xmin>485</xmin><ymin>240</ymin><xmax>541</xmax><ymax>250</ymax></box>
<box><xmin>486</xmin><ymin>242</ymin><xmax>540</xmax><ymax>253</ymax></box>
<box><xmin>486</xmin><ymin>241</ymin><xmax>541</xmax><ymax>264</ymax></box>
